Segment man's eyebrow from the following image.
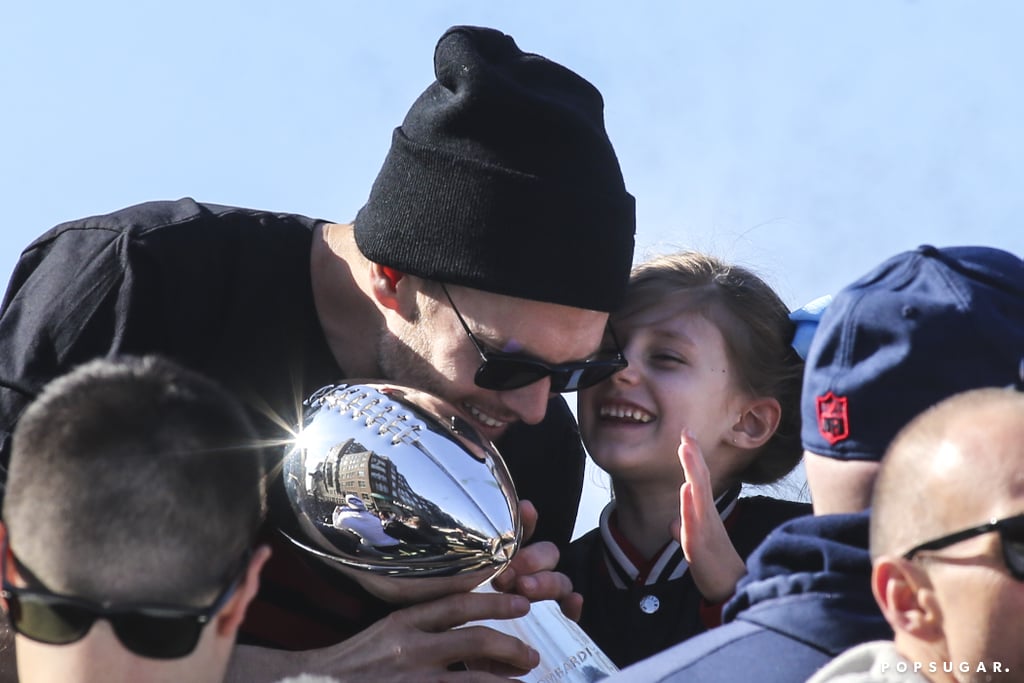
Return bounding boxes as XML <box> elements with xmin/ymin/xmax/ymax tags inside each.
<box><xmin>499</xmin><ymin>336</ymin><xmax>607</xmax><ymax>364</ymax></box>
<box><xmin>497</xmin><ymin>337</ymin><xmax>560</xmax><ymax>362</ymax></box>
<box><xmin>497</xmin><ymin>337</ymin><xmax>526</xmax><ymax>354</ymax></box>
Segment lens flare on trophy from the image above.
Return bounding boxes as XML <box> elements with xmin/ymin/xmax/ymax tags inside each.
<box><xmin>271</xmin><ymin>382</ymin><xmax>619</xmax><ymax>681</ymax></box>
<box><xmin>271</xmin><ymin>382</ymin><xmax>522</xmax><ymax>601</ymax></box>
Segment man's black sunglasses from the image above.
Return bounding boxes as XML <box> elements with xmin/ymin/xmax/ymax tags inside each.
<box><xmin>1</xmin><ymin>543</ymin><xmax>247</xmax><ymax>659</ymax></box>
<box><xmin>440</xmin><ymin>283</ymin><xmax>628</xmax><ymax>393</ymax></box>
<box><xmin>903</xmin><ymin>512</ymin><xmax>1024</xmax><ymax>581</ymax></box>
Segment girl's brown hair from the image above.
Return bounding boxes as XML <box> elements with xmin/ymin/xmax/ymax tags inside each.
<box><xmin>620</xmin><ymin>251</ymin><xmax>804</xmax><ymax>485</ymax></box>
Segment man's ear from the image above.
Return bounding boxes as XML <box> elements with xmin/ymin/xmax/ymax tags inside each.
<box><xmin>368</xmin><ymin>263</ymin><xmax>414</xmax><ymax>315</ymax></box>
<box><xmin>730</xmin><ymin>397</ymin><xmax>781</xmax><ymax>450</ymax></box>
<box><xmin>0</xmin><ymin>522</ymin><xmax>11</xmax><ymax>613</ymax></box>
<box><xmin>872</xmin><ymin>557</ymin><xmax>943</xmax><ymax>641</ymax></box>
<box><xmin>0</xmin><ymin>520</ymin><xmax>6</xmax><ymax>593</ymax></box>
<box><xmin>0</xmin><ymin>521</ymin><xmax>13</xmax><ymax>580</ymax></box>
<box><xmin>215</xmin><ymin>545</ymin><xmax>272</xmax><ymax>638</ymax></box>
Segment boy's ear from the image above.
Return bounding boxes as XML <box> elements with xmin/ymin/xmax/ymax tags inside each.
<box><xmin>731</xmin><ymin>397</ymin><xmax>781</xmax><ymax>449</ymax></box>
<box><xmin>872</xmin><ymin>556</ymin><xmax>944</xmax><ymax>642</ymax></box>
<box><xmin>215</xmin><ymin>545</ymin><xmax>272</xmax><ymax>638</ymax></box>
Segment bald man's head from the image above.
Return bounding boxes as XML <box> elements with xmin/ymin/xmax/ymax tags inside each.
<box><xmin>868</xmin><ymin>388</ymin><xmax>1024</xmax><ymax>682</ymax></box>
<box><xmin>871</xmin><ymin>388</ymin><xmax>1024</xmax><ymax>560</ymax></box>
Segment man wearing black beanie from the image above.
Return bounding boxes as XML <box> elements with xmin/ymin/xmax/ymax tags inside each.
<box><xmin>0</xmin><ymin>25</ymin><xmax>635</xmax><ymax>682</ymax></box>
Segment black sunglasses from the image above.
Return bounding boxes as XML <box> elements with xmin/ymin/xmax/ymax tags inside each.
<box><xmin>1</xmin><ymin>543</ymin><xmax>248</xmax><ymax>659</ymax></box>
<box><xmin>440</xmin><ymin>283</ymin><xmax>628</xmax><ymax>393</ymax></box>
<box><xmin>903</xmin><ymin>512</ymin><xmax>1024</xmax><ymax>581</ymax></box>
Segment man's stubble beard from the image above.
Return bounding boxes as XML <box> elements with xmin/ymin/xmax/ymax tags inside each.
<box><xmin>375</xmin><ymin>299</ymin><xmax>451</xmax><ymax>401</ymax></box>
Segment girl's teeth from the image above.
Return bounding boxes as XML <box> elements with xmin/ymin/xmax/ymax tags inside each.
<box><xmin>600</xmin><ymin>406</ymin><xmax>653</xmax><ymax>423</ymax></box>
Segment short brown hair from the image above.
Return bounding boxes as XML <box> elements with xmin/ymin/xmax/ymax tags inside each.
<box><xmin>4</xmin><ymin>355</ymin><xmax>265</xmax><ymax>605</ymax></box>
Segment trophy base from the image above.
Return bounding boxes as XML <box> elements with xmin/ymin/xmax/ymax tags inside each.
<box><xmin>465</xmin><ymin>586</ymin><xmax>618</xmax><ymax>683</ymax></box>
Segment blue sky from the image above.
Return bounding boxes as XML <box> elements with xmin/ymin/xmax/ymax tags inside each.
<box><xmin>3</xmin><ymin>2</ymin><xmax>1022</xmax><ymax>535</ymax></box>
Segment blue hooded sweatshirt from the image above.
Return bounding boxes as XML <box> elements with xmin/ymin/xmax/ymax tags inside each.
<box><xmin>608</xmin><ymin>511</ymin><xmax>893</xmax><ymax>682</ymax></box>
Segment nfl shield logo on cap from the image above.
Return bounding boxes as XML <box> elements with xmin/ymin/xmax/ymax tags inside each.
<box><xmin>816</xmin><ymin>392</ymin><xmax>849</xmax><ymax>445</ymax></box>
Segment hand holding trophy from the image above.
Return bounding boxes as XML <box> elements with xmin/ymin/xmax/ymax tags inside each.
<box><xmin>273</xmin><ymin>383</ymin><xmax>617</xmax><ymax>682</ymax></box>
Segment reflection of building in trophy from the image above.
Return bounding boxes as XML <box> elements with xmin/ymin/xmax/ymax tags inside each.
<box><xmin>307</xmin><ymin>438</ymin><xmax>466</xmax><ymax>539</ymax></box>
<box><xmin>315</xmin><ymin>439</ymin><xmax>374</xmax><ymax>504</ymax></box>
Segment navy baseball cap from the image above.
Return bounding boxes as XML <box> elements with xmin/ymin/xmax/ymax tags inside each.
<box><xmin>801</xmin><ymin>245</ymin><xmax>1024</xmax><ymax>461</ymax></box>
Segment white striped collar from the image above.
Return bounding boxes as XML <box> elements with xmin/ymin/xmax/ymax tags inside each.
<box><xmin>599</xmin><ymin>487</ymin><xmax>740</xmax><ymax>588</ymax></box>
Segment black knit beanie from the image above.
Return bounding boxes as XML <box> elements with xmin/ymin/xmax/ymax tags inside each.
<box><xmin>354</xmin><ymin>25</ymin><xmax>636</xmax><ymax>313</ymax></box>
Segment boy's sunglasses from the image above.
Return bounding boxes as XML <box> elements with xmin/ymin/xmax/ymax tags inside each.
<box><xmin>1</xmin><ymin>543</ymin><xmax>247</xmax><ymax>659</ymax></box>
<box><xmin>440</xmin><ymin>283</ymin><xmax>627</xmax><ymax>393</ymax></box>
<box><xmin>903</xmin><ymin>512</ymin><xmax>1024</xmax><ymax>581</ymax></box>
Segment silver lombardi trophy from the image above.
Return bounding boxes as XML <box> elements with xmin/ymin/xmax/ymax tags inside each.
<box><xmin>273</xmin><ymin>383</ymin><xmax>617</xmax><ymax>682</ymax></box>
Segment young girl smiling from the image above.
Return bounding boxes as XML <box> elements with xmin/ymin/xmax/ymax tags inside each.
<box><xmin>560</xmin><ymin>251</ymin><xmax>810</xmax><ymax>667</ymax></box>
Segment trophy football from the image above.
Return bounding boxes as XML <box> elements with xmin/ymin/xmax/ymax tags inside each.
<box><xmin>273</xmin><ymin>383</ymin><xmax>618</xmax><ymax>682</ymax></box>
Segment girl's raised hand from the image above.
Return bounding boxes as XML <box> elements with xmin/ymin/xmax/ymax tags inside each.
<box><xmin>672</xmin><ymin>428</ymin><xmax>747</xmax><ymax>603</ymax></box>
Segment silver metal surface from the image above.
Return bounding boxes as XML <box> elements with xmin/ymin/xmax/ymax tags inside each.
<box><xmin>278</xmin><ymin>383</ymin><xmax>521</xmax><ymax>586</ymax></box>
<box><xmin>276</xmin><ymin>382</ymin><xmax>617</xmax><ymax>680</ymax></box>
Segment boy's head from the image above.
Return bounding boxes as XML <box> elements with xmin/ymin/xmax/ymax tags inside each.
<box><xmin>800</xmin><ymin>245</ymin><xmax>1024</xmax><ymax>513</ymax></box>
<box><xmin>1</xmin><ymin>355</ymin><xmax>269</xmax><ymax>682</ymax></box>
